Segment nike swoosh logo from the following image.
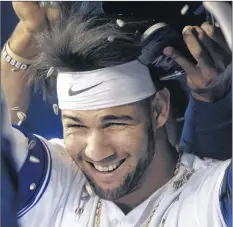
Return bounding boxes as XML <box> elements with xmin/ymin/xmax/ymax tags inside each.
<box><xmin>68</xmin><ymin>82</ymin><xmax>103</xmax><ymax>96</ymax></box>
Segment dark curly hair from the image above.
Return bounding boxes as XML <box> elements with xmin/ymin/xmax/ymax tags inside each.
<box><xmin>27</xmin><ymin>8</ymin><xmax>188</xmax><ymax>123</ymax></box>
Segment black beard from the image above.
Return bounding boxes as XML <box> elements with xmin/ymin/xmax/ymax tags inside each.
<box><xmin>83</xmin><ymin>124</ymin><xmax>155</xmax><ymax>201</ymax></box>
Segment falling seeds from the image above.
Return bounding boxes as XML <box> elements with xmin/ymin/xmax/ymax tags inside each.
<box><xmin>181</xmin><ymin>4</ymin><xmax>189</xmax><ymax>15</ymax></box>
<box><xmin>116</xmin><ymin>19</ymin><xmax>126</xmax><ymax>28</ymax></box>
<box><xmin>17</xmin><ymin>112</ymin><xmax>27</xmax><ymax>126</ymax></box>
<box><xmin>29</xmin><ymin>155</ymin><xmax>40</xmax><ymax>163</ymax></box>
<box><xmin>53</xmin><ymin>104</ymin><xmax>59</xmax><ymax>115</ymax></box>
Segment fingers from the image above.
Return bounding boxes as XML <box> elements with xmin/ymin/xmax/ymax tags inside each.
<box><xmin>163</xmin><ymin>23</ymin><xmax>230</xmax><ymax>97</ymax></box>
<box><xmin>193</xmin><ymin>26</ymin><xmax>226</xmax><ymax>71</ymax></box>
<box><xmin>163</xmin><ymin>47</ymin><xmax>206</xmax><ymax>88</ymax></box>
<box><xmin>163</xmin><ymin>46</ymin><xmax>197</xmax><ymax>75</ymax></box>
<box><xmin>182</xmin><ymin>26</ymin><xmax>215</xmax><ymax>69</ymax></box>
<box><xmin>12</xmin><ymin>2</ymin><xmax>39</xmax><ymax>8</ymax></box>
<box><xmin>12</xmin><ymin>2</ymin><xmax>43</xmax><ymax>16</ymax></box>
<box><xmin>12</xmin><ymin>2</ymin><xmax>47</xmax><ymax>33</ymax></box>
<box><xmin>201</xmin><ymin>22</ymin><xmax>231</xmax><ymax>54</ymax></box>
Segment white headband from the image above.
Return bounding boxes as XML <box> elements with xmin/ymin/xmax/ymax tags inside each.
<box><xmin>57</xmin><ymin>60</ymin><xmax>156</xmax><ymax>110</ymax></box>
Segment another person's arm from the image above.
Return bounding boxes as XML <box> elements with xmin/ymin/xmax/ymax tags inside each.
<box><xmin>1</xmin><ymin>2</ymin><xmax>58</xmax><ymax>124</ymax></box>
<box><xmin>1</xmin><ymin>3</ymin><xmax>64</xmax><ymax>223</ymax></box>
<box><xmin>164</xmin><ymin>22</ymin><xmax>232</xmax><ymax>160</ymax></box>
<box><xmin>1</xmin><ymin>20</ymin><xmax>35</xmax><ymax>124</ymax></box>
<box><xmin>180</xmin><ymin>79</ymin><xmax>231</xmax><ymax>160</ymax></box>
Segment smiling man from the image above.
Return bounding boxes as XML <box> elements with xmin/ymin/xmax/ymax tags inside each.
<box><xmin>1</xmin><ymin>4</ymin><xmax>232</xmax><ymax>227</ymax></box>
<box><xmin>62</xmin><ymin>102</ymin><xmax>158</xmax><ymax>202</ymax></box>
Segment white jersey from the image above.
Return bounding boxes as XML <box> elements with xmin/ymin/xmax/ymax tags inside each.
<box><xmin>12</xmin><ymin>127</ymin><xmax>230</xmax><ymax>227</ymax></box>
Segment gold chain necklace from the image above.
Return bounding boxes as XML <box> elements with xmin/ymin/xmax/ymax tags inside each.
<box><xmin>95</xmin><ymin>198</ymin><xmax>160</xmax><ymax>227</ymax></box>
<box><xmin>94</xmin><ymin>152</ymin><xmax>186</xmax><ymax>227</ymax></box>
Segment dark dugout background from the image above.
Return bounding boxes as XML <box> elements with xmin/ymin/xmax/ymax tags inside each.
<box><xmin>1</xmin><ymin>1</ymin><xmax>207</xmax><ymax>139</ymax></box>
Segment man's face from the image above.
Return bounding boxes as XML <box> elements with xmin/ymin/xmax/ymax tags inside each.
<box><xmin>62</xmin><ymin>102</ymin><xmax>155</xmax><ymax>200</ymax></box>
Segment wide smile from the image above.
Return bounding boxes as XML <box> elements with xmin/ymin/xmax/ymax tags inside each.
<box><xmin>85</xmin><ymin>158</ymin><xmax>128</xmax><ymax>183</ymax></box>
<box><xmin>89</xmin><ymin>158</ymin><xmax>126</xmax><ymax>173</ymax></box>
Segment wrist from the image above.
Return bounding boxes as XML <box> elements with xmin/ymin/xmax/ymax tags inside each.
<box><xmin>191</xmin><ymin>78</ymin><xmax>231</xmax><ymax>103</ymax></box>
<box><xmin>20</xmin><ymin>19</ymin><xmax>46</xmax><ymax>34</ymax></box>
<box><xmin>191</xmin><ymin>91</ymin><xmax>211</xmax><ymax>102</ymax></box>
<box><xmin>8</xmin><ymin>21</ymin><xmax>39</xmax><ymax>59</ymax></box>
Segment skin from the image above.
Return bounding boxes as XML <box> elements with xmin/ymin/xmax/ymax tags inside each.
<box><xmin>1</xmin><ymin>2</ymin><xmax>59</xmax><ymax>123</ymax></box>
<box><xmin>64</xmin><ymin>104</ymin><xmax>151</xmax><ymax>191</ymax></box>
<box><xmin>2</xmin><ymin>0</ymin><xmax>231</xmax><ymax>215</ymax></box>
<box><xmin>3</xmin><ymin>2</ymin><xmax>230</xmax><ymax>124</ymax></box>
<box><xmin>164</xmin><ymin>23</ymin><xmax>231</xmax><ymax>102</ymax></box>
<box><xmin>62</xmin><ymin>88</ymin><xmax>178</xmax><ymax>213</ymax></box>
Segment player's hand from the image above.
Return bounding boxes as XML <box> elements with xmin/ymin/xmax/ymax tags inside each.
<box><xmin>12</xmin><ymin>2</ymin><xmax>60</xmax><ymax>33</ymax></box>
<box><xmin>163</xmin><ymin>22</ymin><xmax>231</xmax><ymax>102</ymax></box>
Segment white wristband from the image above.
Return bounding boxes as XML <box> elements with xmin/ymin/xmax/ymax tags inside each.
<box><xmin>1</xmin><ymin>41</ymin><xmax>32</xmax><ymax>71</ymax></box>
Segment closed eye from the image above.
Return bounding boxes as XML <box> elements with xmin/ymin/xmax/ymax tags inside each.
<box><xmin>67</xmin><ymin>124</ymin><xmax>87</xmax><ymax>129</ymax></box>
<box><xmin>104</xmin><ymin>122</ymin><xmax>128</xmax><ymax>128</ymax></box>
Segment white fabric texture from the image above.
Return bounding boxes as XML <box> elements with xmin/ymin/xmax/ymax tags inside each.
<box><xmin>57</xmin><ymin>60</ymin><xmax>156</xmax><ymax>110</ymax></box>
<box><xmin>2</xmin><ymin>82</ymin><xmax>229</xmax><ymax>227</ymax></box>
<box><xmin>14</xmin><ymin>134</ymin><xmax>230</xmax><ymax>227</ymax></box>
<box><xmin>203</xmin><ymin>2</ymin><xmax>232</xmax><ymax>51</ymax></box>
